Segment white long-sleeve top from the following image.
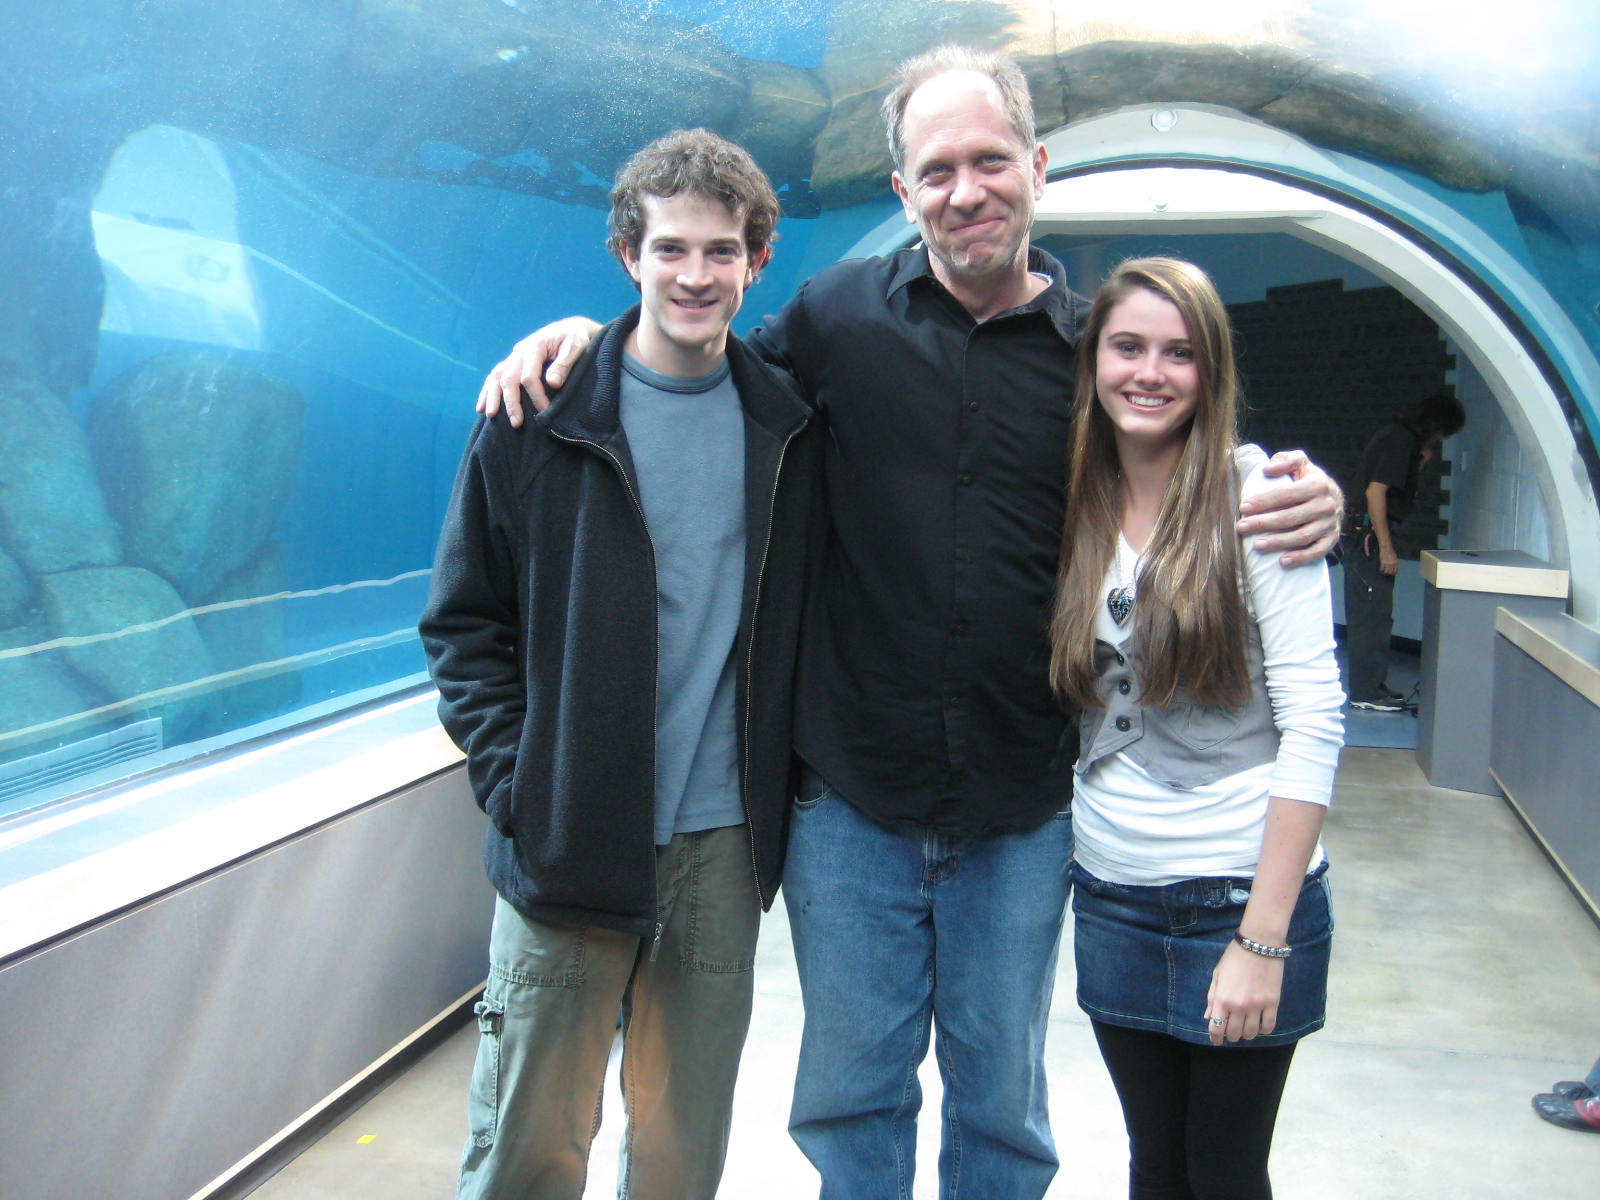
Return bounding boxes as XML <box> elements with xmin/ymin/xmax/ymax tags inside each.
<box><xmin>1072</xmin><ymin>462</ymin><xmax>1346</xmax><ymax>886</ymax></box>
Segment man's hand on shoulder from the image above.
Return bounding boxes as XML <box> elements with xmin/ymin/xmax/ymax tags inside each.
<box><xmin>476</xmin><ymin>317</ymin><xmax>603</xmax><ymax>426</ymax></box>
<box><xmin>1235</xmin><ymin>449</ymin><xmax>1344</xmax><ymax>567</ymax></box>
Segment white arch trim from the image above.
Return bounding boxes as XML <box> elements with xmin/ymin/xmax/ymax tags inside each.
<box><xmin>843</xmin><ymin>105</ymin><xmax>1600</xmax><ymax>621</ymax></box>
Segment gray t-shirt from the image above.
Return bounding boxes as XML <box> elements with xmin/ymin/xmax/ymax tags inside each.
<box><xmin>620</xmin><ymin>353</ymin><xmax>746</xmax><ymax>843</ymax></box>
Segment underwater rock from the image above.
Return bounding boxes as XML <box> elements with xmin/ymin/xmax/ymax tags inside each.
<box><xmin>727</xmin><ymin>59</ymin><xmax>832</xmax><ymax>206</ymax></box>
<box><xmin>0</xmin><ymin>365</ymin><xmax>123</xmax><ymax>576</ymax></box>
<box><xmin>1052</xmin><ymin>41</ymin><xmax>1503</xmax><ymax>191</ymax></box>
<box><xmin>804</xmin><ymin>0</ymin><xmax>1013</xmax><ymax>205</ymax></box>
<box><xmin>807</xmin><ymin>88</ymin><xmax>899</xmax><ymax>210</ymax></box>
<box><xmin>807</xmin><ymin>34</ymin><xmax>1507</xmax><ymax>206</ymax></box>
<box><xmin>12</xmin><ymin>0</ymin><xmax>1587</xmax><ymax>231</ymax></box>
<box><xmin>133</xmin><ymin>0</ymin><xmax>774</xmax><ymax>210</ymax></box>
<box><xmin>1227</xmin><ymin>55</ymin><xmax>1503</xmax><ymax>191</ymax></box>
<box><xmin>401</xmin><ymin>13</ymin><xmax>744</xmax><ymax>202</ymax></box>
<box><xmin>39</xmin><ymin>565</ymin><xmax>214</xmax><ymax>740</ymax></box>
<box><xmin>195</xmin><ymin>542</ymin><xmax>301</xmax><ymax>727</ymax></box>
<box><xmin>0</xmin><ymin>548</ymin><xmax>28</xmax><ymax>628</ymax></box>
<box><xmin>90</xmin><ymin>351</ymin><xmax>304</xmax><ymax>603</ymax></box>
<box><xmin>0</xmin><ymin>631</ymin><xmax>107</xmax><ymax>765</ymax></box>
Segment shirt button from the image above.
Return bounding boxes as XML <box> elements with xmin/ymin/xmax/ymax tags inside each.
<box><xmin>1115</xmin><ymin>716</ymin><xmax>1132</xmax><ymax>732</ymax></box>
<box><xmin>1117</xmin><ymin>680</ymin><xmax>1131</xmax><ymax>695</ymax></box>
<box><xmin>958</xmin><ymin>472</ymin><xmax>974</xmax><ymax>486</ymax></box>
<box><xmin>967</xmin><ymin>400</ymin><xmax>979</xmax><ymax>412</ymax></box>
<box><xmin>1115</xmin><ymin>652</ymin><xmax>1126</xmax><ymax>666</ymax></box>
<box><xmin>952</xmin><ymin>619</ymin><xmax>969</xmax><ymax>635</ymax></box>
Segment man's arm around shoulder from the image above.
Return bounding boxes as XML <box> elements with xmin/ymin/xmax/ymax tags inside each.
<box><xmin>1235</xmin><ymin>448</ymin><xmax>1345</xmax><ymax>567</ymax></box>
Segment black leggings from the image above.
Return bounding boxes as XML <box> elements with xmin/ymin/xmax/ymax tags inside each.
<box><xmin>1092</xmin><ymin>1020</ymin><xmax>1298</xmax><ymax>1200</ymax></box>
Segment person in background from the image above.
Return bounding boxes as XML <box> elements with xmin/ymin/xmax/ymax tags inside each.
<box><xmin>1342</xmin><ymin>391</ymin><xmax>1466</xmax><ymax>711</ymax></box>
<box><xmin>1532</xmin><ymin>1057</ymin><xmax>1600</xmax><ymax>1134</ymax></box>
<box><xmin>475</xmin><ymin>47</ymin><xmax>1344</xmax><ymax>1200</ymax></box>
<box><xmin>420</xmin><ymin>128</ymin><xmax>819</xmax><ymax>1199</ymax></box>
<box><xmin>1049</xmin><ymin>257</ymin><xmax>1344</xmax><ymax>1199</ymax></box>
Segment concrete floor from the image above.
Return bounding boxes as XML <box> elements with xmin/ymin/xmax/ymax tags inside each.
<box><xmin>251</xmin><ymin>748</ymin><xmax>1600</xmax><ymax>1198</ymax></box>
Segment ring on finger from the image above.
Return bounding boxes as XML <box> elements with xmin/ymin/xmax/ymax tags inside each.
<box><xmin>1209</xmin><ymin>1016</ymin><xmax>1227</xmax><ymax>1026</ymax></box>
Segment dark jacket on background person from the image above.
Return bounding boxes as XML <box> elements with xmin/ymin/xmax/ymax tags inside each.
<box><xmin>419</xmin><ymin>307</ymin><xmax>821</xmax><ymax>940</ymax></box>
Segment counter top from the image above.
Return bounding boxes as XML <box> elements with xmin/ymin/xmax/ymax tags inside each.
<box><xmin>1421</xmin><ymin>550</ymin><xmax>1569</xmax><ymax>598</ymax></box>
<box><xmin>1496</xmin><ymin>609</ymin><xmax>1600</xmax><ymax>710</ymax></box>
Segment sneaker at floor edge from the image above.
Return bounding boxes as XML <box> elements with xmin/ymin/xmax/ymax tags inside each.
<box><xmin>1351</xmin><ymin>697</ymin><xmax>1406</xmax><ymax>712</ymax></box>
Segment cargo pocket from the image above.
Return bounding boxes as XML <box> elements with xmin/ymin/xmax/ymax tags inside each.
<box><xmin>465</xmin><ymin>990</ymin><xmax>506</xmax><ymax>1150</ymax></box>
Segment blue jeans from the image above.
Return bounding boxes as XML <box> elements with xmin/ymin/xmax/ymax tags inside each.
<box><xmin>783</xmin><ymin>771</ymin><xmax>1073</xmax><ymax>1200</ymax></box>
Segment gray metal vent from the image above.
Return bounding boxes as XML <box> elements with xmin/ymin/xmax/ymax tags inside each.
<box><xmin>0</xmin><ymin>719</ymin><xmax>165</xmax><ymax>809</ymax></box>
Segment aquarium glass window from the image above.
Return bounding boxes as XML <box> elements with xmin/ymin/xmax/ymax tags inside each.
<box><xmin>2</xmin><ymin>1</ymin><xmax>1595</xmax><ymax>822</ymax></box>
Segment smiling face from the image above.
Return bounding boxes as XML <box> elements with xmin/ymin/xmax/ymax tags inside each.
<box><xmin>1094</xmin><ymin>286</ymin><xmax>1202</xmax><ymax>454</ymax></box>
<box><xmin>890</xmin><ymin>69</ymin><xmax>1046</xmax><ymax>293</ymax></box>
<box><xmin>620</xmin><ymin>192</ymin><xmax>757</xmax><ymax>378</ymax></box>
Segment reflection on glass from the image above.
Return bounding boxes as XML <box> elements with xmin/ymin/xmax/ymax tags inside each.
<box><xmin>0</xmin><ymin>0</ymin><xmax>1595</xmax><ymax>816</ymax></box>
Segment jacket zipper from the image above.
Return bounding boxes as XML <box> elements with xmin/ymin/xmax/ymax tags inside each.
<box><xmin>740</xmin><ymin>426</ymin><xmax>801</xmax><ymax>904</ymax></box>
<box><xmin>549</xmin><ymin>427</ymin><xmax>662</xmax><ymax>947</ymax></box>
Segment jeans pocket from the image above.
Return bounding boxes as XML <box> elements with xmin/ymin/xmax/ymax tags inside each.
<box><xmin>465</xmin><ymin>991</ymin><xmax>505</xmax><ymax>1149</ymax></box>
<box><xmin>1290</xmin><ymin>869</ymin><xmax>1336</xmax><ymax>941</ymax></box>
<box><xmin>794</xmin><ymin>768</ymin><xmax>834</xmax><ymax>811</ymax></box>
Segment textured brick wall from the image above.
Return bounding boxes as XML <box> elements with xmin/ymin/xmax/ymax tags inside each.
<box><xmin>1229</xmin><ymin>279</ymin><xmax>1456</xmax><ymax>555</ymax></box>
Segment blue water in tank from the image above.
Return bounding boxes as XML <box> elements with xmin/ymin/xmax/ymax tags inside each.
<box><xmin>0</xmin><ymin>0</ymin><xmax>1595</xmax><ymax>808</ymax></box>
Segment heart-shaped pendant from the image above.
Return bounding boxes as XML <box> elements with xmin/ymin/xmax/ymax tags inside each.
<box><xmin>1107</xmin><ymin>585</ymin><xmax>1134</xmax><ymax>625</ymax></box>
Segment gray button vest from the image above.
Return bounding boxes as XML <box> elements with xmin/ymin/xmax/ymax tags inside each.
<box><xmin>1075</xmin><ymin>444</ymin><xmax>1278</xmax><ymax>790</ymax></box>
<box><xmin>1075</xmin><ymin>629</ymin><xmax>1279</xmax><ymax>790</ymax></box>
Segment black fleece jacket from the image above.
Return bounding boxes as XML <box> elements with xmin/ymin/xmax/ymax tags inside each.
<box><xmin>420</xmin><ymin>307</ymin><xmax>820</xmax><ymax>938</ymax></box>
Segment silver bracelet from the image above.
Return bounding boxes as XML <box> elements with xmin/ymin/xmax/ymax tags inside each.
<box><xmin>1234</xmin><ymin>931</ymin><xmax>1292</xmax><ymax>959</ymax></box>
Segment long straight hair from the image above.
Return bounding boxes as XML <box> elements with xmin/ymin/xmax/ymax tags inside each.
<box><xmin>1048</xmin><ymin>257</ymin><xmax>1250</xmax><ymax>711</ymax></box>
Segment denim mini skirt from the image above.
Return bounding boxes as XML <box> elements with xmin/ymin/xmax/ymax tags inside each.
<box><xmin>1069</xmin><ymin>859</ymin><xmax>1333</xmax><ymax>1048</ymax></box>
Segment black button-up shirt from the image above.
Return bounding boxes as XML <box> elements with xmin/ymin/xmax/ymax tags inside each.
<box><xmin>747</xmin><ymin>245</ymin><xmax>1089</xmax><ymax>834</ymax></box>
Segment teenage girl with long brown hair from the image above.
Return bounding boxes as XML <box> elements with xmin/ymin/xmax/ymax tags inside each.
<box><xmin>1049</xmin><ymin>257</ymin><xmax>1345</xmax><ymax>1199</ymax></box>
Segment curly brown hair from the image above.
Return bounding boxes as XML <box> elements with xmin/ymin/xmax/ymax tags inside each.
<box><xmin>607</xmin><ymin>129</ymin><xmax>779</xmax><ymax>275</ymax></box>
